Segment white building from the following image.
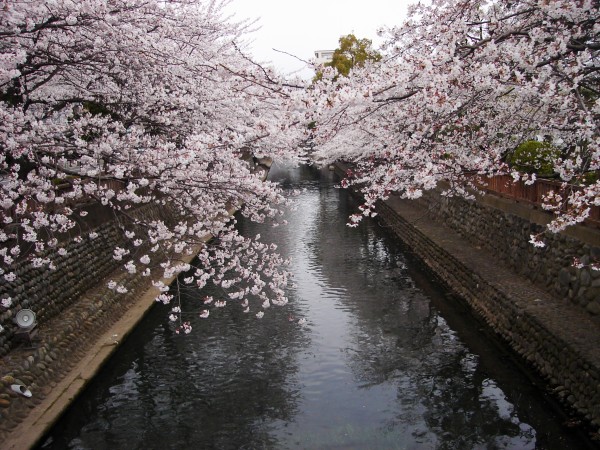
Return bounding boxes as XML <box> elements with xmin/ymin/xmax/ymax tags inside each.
<box><xmin>314</xmin><ymin>50</ymin><xmax>334</xmax><ymax>65</ymax></box>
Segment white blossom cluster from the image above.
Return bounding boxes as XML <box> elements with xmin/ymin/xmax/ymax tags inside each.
<box><xmin>3</xmin><ymin>0</ymin><xmax>599</xmax><ymax>332</ymax></box>
<box><xmin>0</xmin><ymin>0</ymin><xmax>309</xmax><ymax>329</ymax></box>
<box><xmin>308</xmin><ymin>0</ymin><xmax>600</xmax><ymax>242</ymax></box>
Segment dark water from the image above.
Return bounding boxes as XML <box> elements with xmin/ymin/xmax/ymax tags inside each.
<box><xmin>40</xmin><ymin>164</ymin><xmax>596</xmax><ymax>450</ymax></box>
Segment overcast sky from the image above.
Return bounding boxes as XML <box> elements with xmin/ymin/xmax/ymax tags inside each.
<box><xmin>225</xmin><ymin>0</ymin><xmax>413</xmax><ymax>78</ymax></box>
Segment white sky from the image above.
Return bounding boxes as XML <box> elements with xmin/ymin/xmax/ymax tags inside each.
<box><xmin>225</xmin><ymin>0</ymin><xmax>413</xmax><ymax>78</ymax></box>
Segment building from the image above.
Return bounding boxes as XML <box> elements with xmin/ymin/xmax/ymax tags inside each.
<box><xmin>314</xmin><ymin>50</ymin><xmax>334</xmax><ymax>65</ymax></box>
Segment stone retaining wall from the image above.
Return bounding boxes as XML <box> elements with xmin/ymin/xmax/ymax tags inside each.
<box><xmin>376</xmin><ymin>199</ymin><xmax>600</xmax><ymax>430</ymax></box>
<box><xmin>335</xmin><ymin>162</ymin><xmax>600</xmax><ymax>430</ymax></box>
<box><xmin>0</xmin><ymin>161</ymin><xmax>271</xmax><ymax>443</ymax></box>
<box><xmin>0</xmin><ymin>202</ymin><xmax>173</xmax><ymax>358</ymax></box>
<box><xmin>0</xmin><ymin>240</ymin><xmax>163</xmax><ymax>441</ymax></box>
<box><xmin>0</xmin><ymin>201</ymin><xmax>186</xmax><ymax>441</ymax></box>
<box><xmin>417</xmin><ymin>189</ymin><xmax>600</xmax><ymax>316</ymax></box>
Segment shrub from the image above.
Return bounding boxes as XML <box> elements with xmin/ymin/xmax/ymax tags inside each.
<box><xmin>508</xmin><ymin>140</ymin><xmax>560</xmax><ymax>177</ymax></box>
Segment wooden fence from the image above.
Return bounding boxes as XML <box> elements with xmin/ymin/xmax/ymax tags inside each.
<box><xmin>473</xmin><ymin>174</ymin><xmax>600</xmax><ymax>228</ymax></box>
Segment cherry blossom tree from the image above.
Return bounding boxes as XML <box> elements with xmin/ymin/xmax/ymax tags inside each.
<box><xmin>308</xmin><ymin>0</ymin><xmax>599</xmax><ymax>248</ymax></box>
<box><xmin>0</xmin><ymin>0</ymin><xmax>309</xmax><ymax>332</ymax></box>
<box><xmin>3</xmin><ymin>0</ymin><xmax>600</xmax><ymax>336</ymax></box>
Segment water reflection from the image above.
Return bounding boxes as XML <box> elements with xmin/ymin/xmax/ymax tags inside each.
<box><xmin>310</xmin><ymin>214</ymin><xmax>536</xmax><ymax>448</ymax></box>
<box><xmin>40</xmin><ymin>164</ymin><xmax>595</xmax><ymax>450</ymax></box>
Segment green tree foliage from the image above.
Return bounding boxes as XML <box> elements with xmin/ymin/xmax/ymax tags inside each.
<box><xmin>508</xmin><ymin>140</ymin><xmax>560</xmax><ymax>177</ymax></box>
<box><xmin>317</xmin><ymin>34</ymin><xmax>381</xmax><ymax>80</ymax></box>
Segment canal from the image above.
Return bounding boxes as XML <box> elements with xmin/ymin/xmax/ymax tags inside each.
<box><xmin>39</xmin><ymin>164</ymin><xmax>596</xmax><ymax>449</ymax></box>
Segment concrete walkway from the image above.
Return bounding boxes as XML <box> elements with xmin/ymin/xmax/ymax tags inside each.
<box><xmin>1</xmin><ymin>160</ymin><xmax>598</xmax><ymax>447</ymax></box>
<box><xmin>0</xmin><ymin>248</ymin><xmax>200</xmax><ymax>450</ymax></box>
<box><xmin>376</xmin><ymin>192</ymin><xmax>600</xmax><ymax>437</ymax></box>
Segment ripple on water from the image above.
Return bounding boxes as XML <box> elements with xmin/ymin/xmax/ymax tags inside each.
<box><xmin>38</xmin><ymin>164</ymin><xmax>596</xmax><ymax>450</ymax></box>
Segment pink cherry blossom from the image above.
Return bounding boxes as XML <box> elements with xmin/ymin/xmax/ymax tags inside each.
<box><xmin>308</xmin><ymin>0</ymin><xmax>599</xmax><ymax>240</ymax></box>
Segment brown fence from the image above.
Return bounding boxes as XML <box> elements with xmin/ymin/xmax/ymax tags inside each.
<box><xmin>473</xmin><ymin>174</ymin><xmax>600</xmax><ymax>228</ymax></box>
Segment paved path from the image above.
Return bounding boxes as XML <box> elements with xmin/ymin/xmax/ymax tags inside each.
<box><xmin>378</xmin><ymin>193</ymin><xmax>600</xmax><ymax>436</ymax></box>
<box><xmin>383</xmin><ymin>194</ymin><xmax>600</xmax><ymax>362</ymax></box>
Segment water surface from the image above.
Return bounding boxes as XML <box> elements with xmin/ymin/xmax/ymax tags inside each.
<box><xmin>40</xmin><ymin>164</ymin><xmax>595</xmax><ymax>449</ymax></box>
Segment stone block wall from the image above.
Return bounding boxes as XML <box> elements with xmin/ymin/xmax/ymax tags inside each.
<box><xmin>333</xmin><ymin>161</ymin><xmax>600</xmax><ymax>428</ymax></box>
<box><xmin>0</xmin><ymin>203</ymin><xmax>171</xmax><ymax>358</ymax></box>
<box><xmin>417</xmin><ymin>190</ymin><xmax>600</xmax><ymax>317</ymax></box>
<box><xmin>0</xmin><ymin>235</ymin><xmax>162</xmax><ymax>442</ymax></box>
<box><xmin>376</xmin><ymin>200</ymin><xmax>600</xmax><ymax>429</ymax></box>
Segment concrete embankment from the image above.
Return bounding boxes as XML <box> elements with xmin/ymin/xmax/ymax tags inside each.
<box><xmin>1</xmin><ymin>159</ymin><xmax>598</xmax><ymax>447</ymax></box>
<box><xmin>0</xmin><ymin>159</ymin><xmax>272</xmax><ymax>449</ymax></box>
<box><xmin>332</xmin><ymin>162</ymin><xmax>600</xmax><ymax>434</ymax></box>
<box><xmin>0</xmin><ymin>250</ymin><xmax>199</xmax><ymax>450</ymax></box>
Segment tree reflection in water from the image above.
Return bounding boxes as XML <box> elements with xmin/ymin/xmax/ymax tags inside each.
<box><xmin>39</xmin><ymin>164</ymin><xmax>595</xmax><ymax>450</ymax></box>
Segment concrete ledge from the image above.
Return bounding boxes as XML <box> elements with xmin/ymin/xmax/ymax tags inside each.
<box><xmin>0</xmin><ymin>172</ymin><xmax>266</xmax><ymax>449</ymax></box>
<box><xmin>0</xmin><ymin>245</ymin><xmax>201</xmax><ymax>450</ymax></box>
<box><xmin>6</xmin><ymin>299</ymin><xmax>143</xmax><ymax>449</ymax></box>
<box><xmin>375</xmin><ymin>195</ymin><xmax>600</xmax><ymax>431</ymax></box>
